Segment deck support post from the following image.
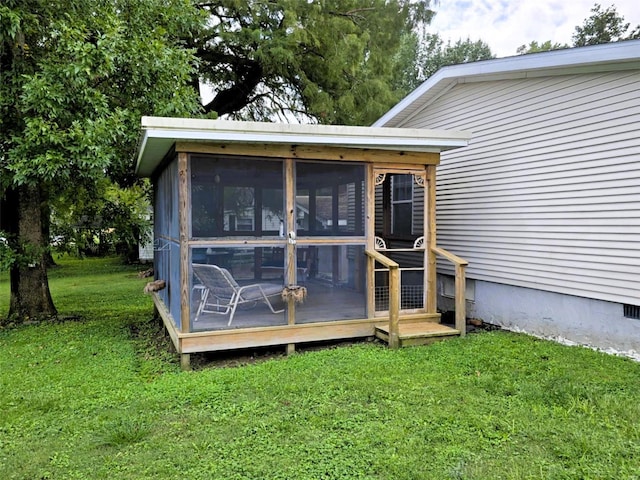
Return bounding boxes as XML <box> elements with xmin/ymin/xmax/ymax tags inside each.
<box><xmin>180</xmin><ymin>353</ymin><xmax>191</xmax><ymax>371</ymax></box>
<box><xmin>286</xmin><ymin>343</ymin><xmax>295</xmax><ymax>355</ymax></box>
<box><xmin>388</xmin><ymin>265</ymin><xmax>400</xmax><ymax>349</ymax></box>
<box><xmin>432</xmin><ymin>246</ymin><xmax>468</xmax><ymax>336</ymax></box>
<box><xmin>178</xmin><ymin>152</ymin><xmax>191</xmax><ymax>334</ymax></box>
<box><xmin>426</xmin><ymin>165</ymin><xmax>438</xmax><ymax>313</ymax></box>
<box><xmin>455</xmin><ymin>264</ymin><xmax>467</xmax><ymax>337</ymax></box>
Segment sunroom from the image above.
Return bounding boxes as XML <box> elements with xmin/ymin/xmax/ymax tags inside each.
<box><xmin>136</xmin><ymin>117</ymin><xmax>470</xmax><ymax>368</ymax></box>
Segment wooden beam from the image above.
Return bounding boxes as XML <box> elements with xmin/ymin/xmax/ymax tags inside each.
<box><xmin>388</xmin><ymin>266</ymin><xmax>400</xmax><ymax>349</ymax></box>
<box><xmin>366</xmin><ymin>164</ymin><xmax>376</xmax><ymax>318</ymax></box>
<box><xmin>431</xmin><ymin>246</ymin><xmax>468</xmax><ymax>337</ymax></box>
<box><xmin>178</xmin><ymin>152</ymin><xmax>191</xmax><ymax>334</ymax></box>
<box><xmin>456</xmin><ymin>264</ymin><xmax>467</xmax><ymax>337</ymax></box>
<box><xmin>179</xmin><ymin>319</ymin><xmax>380</xmax><ymax>353</ymax></box>
<box><xmin>151</xmin><ymin>292</ymin><xmax>181</xmax><ymax>351</ymax></box>
<box><xmin>175</xmin><ymin>142</ymin><xmax>440</xmax><ymax>165</ymax></box>
<box><xmin>188</xmin><ymin>237</ymin><xmax>365</xmax><ymax>247</ymax></box>
<box><xmin>426</xmin><ymin>165</ymin><xmax>437</xmax><ymax>313</ymax></box>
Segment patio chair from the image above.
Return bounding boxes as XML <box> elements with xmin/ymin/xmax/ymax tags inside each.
<box><xmin>193</xmin><ymin>264</ymin><xmax>284</xmax><ymax>325</ymax></box>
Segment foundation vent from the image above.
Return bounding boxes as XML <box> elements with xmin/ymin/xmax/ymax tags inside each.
<box><xmin>624</xmin><ymin>304</ymin><xmax>640</xmax><ymax>320</ymax></box>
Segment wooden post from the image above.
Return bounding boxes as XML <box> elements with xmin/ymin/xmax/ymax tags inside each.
<box><xmin>178</xmin><ymin>152</ymin><xmax>191</xmax><ymax>334</ymax></box>
<box><xmin>426</xmin><ymin>165</ymin><xmax>437</xmax><ymax>313</ymax></box>
<box><xmin>180</xmin><ymin>353</ymin><xmax>191</xmax><ymax>371</ymax></box>
<box><xmin>366</xmin><ymin>165</ymin><xmax>375</xmax><ymax>317</ymax></box>
<box><xmin>456</xmin><ymin>264</ymin><xmax>467</xmax><ymax>336</ymax></box>
<box><xmin>388</xmin><ymin>265</ymin><xmax>400</xmax><ymax>349</ymax></box>
<box><xmin>431</xmin><ymin>246</ymin><xmax>468</xmax><ymax>337</ymax></box>
<box><xmin>285</xmin><ymin>159</ymin><xmax>296</xmax><ymax>353</ymax></box>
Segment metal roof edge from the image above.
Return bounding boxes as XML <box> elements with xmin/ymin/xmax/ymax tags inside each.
<box><xmin>374</xmin><ymin>39</ymin><xmax>640</xmax><ymax>127</ymax></box>
<box><xmin>140</xmin><ymin>116</ymin><xmax>470</xmax><ymax>142</ymax></box>
<box><xmin>135</xmin><ymin>117</ymin><xmax>472</xmax><ymax>177</ymax></box>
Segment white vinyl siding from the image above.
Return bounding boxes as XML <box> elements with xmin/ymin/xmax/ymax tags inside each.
<box><xmin>401</xmin><ymin>70</ymin><xmax>640</xmax><ymax>306</ymax></box>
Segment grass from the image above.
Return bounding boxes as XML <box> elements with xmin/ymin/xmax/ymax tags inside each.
<box><xmin>1</xmin><ymin>257</ymin><xmax>639</xmax><ymax>479</ymax></box>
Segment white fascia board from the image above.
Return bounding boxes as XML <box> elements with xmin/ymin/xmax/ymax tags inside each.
<box><xmin>139</xmin><ymin>116</ymin><xmax>470</xmax><ymax>144</ymax></box>
<box><xmin>135</xmin><ymin>117</ymin><xmax>471</xmax><ymax>176</ymax></box>
<box><xmin>374</xmin><ymin>40</ymin><xmax>640</xmax><ymax>127</ymax></box>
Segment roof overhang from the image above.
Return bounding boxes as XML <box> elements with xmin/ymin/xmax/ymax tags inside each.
<box><xmin>374</xmin><ymin>39</ymin><xmax>640</xmax><ymax>128</ymax></box>
<box><xmin>135</xmin><ymin>116</ymin><xmax>471</xmax><ymax>177</ymax></box>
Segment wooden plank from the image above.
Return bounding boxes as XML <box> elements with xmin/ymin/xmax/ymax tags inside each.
<box><xmin>432</xmin><ymin>246</ymin><xmax>469</xmax><ymax>265</ymax></box>
<box><xmin>188</xmin><ymin>237</ymin><xmax>366</xmax><ymax>247</ymax></box>
<box><xmin>388</xmin><ymin>266</ymin><xmax>400</xmax><ymax>349</ymax></box>
<box><xmin>179</xmin><ymin>319</ymin><xmax>379</xmax><ymax>353</ymax></box>
<box><xmin>395</xmin><ymin>312</ymin><xmax>441</xmax><ymax>323</ymax></box>
<box><xmin>178</xmin><ymin>152</ymin><xmax>190</xmax><ymax>333</ymax></box>
<box><xmin>284</xmin><ymin>158</ymin><xmax>296</xmax><ymax>337</ymax></box>
<box><xmin>151</xmin><ymin>292</ymin><xmax>181</xmax><ymax>352</ymax></box>
<box><xmin>376</xmin><ymin>321</ymin><xmax>459</xmax><ymax>338</ymax></box>
<box><xmin>426</xmin><ymin>165</ymin><xmax>438</xmax><ymax>313</ymax></box>
<box><xmin>365</xmin><ymin>249</ymin><xmax>399</xmax><ymax>268</ymax></box>
<box><xmin>175</xmin><ymin>142</ymin><xmax>440</xmax><ymax>165</ymax></box>
<box><xmin>456</xmin><ymin>264</ymin><xmax>467</xmax><ymax>336</ymax></box>
<box><xmin>366</xmin><ymin>164</ymin><xmax>376</xmax><ymax>318</ymax></box>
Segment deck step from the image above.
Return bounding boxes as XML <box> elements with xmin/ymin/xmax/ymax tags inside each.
<box><xmin>375</xmin><ymin>321</ymin><xmax>460</xmax><ymax>347</ymax></box>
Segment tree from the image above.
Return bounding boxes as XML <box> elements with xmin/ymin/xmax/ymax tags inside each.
<box><xmin>191</xmin><ymin>0</ymin><xmax>436</xmax><ymax>125</ymax></box>
<box><xmin>51</xmin><ymin>180</ymin><xmax>152</xmax><ymax>263</ymax></box>
<box><xmin>572</xmin><ymin>3</ymin><xmax>640</xmax><ymax>46</ymax></box>
<box><xmin>516</xmin><ymin>40</ymin><xmax>569</xmax><ymax>55</ymax></box>
<box><xmin>517</xmin><ymin>3</ymin><xmax>640</xmax><ymax>54</ymax></box>
<box><xmin>1</xmin><ymin>0</ymin><xmax>439</xmax><ymax>322</ymax></box>
<box><xmin>394</xmin><ymin>34</ymin><xmax>494</xmax><ymax>95</ymax></box>
<box><xmin>0</xmin><ymin>0</ymin><xmax>203</xmax><ymax>322</ymax></box>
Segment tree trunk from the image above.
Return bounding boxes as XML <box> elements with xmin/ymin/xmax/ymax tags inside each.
<box><xmin>7</xmin><ymin>184</ymin><xmax>57</xmax><ymax>321</ymax></box>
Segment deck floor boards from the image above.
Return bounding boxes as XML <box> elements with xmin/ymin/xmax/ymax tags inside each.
<box><xmin>375</xmin><ymin>321</ymin><xmax>460</xmax><ymax>346</ymax></box>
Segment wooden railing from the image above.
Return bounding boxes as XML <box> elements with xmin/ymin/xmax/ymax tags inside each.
<box><xmin>431</xmin><ymin>246</ymin><xmax>468</xmax><ymax>336</ymax></box>
<box><xmin>365</xmin><ymin>249</ymin><xmax>401</xmax><ymax>348</ymax></box>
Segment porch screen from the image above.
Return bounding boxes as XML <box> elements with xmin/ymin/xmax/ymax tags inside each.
<box><xmin>295</xmin><ymin>162</ymin><xmax>365</xmax><ymax>237</ymax></box>
<box><xmin>191</xmin><ymin>156</ymin><xmax>284</xmax><ymax>238</ymax></box>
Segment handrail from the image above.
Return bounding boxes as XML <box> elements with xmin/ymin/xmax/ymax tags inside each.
<box><xmin>431</xmin><ymin>246</ymin><xmax>468</xmax><ymax>336</ymax></box>
<box><xmin>365</xmin><ymin>249</ymin><xmax>400</xmax><ymax>348</ymax></box>
<box><xmin>431</xmin><ymin>246</ymin><xmax>468</xmax><ymax>266</ymax></box>
<box><xmin>366</xmin><ymin>249</ymin><xmax>399</xmax><ymax>269</ymax></box>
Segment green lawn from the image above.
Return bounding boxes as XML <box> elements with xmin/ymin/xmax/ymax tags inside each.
<box><xmin>1</xmin><ymin>257</ymin><xmax>639</xmax><ymax>479</ymax></box>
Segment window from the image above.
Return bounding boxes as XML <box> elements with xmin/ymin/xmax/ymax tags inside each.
<box><xmin>391</xmin><ymin>174</ymin><xmax>413</xmax><ymax>236</ymax></box>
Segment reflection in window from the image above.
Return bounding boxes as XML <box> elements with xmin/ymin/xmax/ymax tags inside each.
<box><xmin>296</xmin><ymin>162</ymin><xmax>365</xmax><ymax>236</ymax></box>
<box><xmin>191</xmin><ymin>156</ymin><xmax>283</xmax><ymax>238</ymax></box>
<box><xmin>224</xmin><ymin>186</ymin><xmax>254</xmax><ymax>232</ymax></box>
<box><xmin>391</xmin><ymin>174</ymin><xmax>413</xmax><ymax>236</ymax></box>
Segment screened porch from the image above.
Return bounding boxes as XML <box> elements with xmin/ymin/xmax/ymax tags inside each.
<box><xmin>136</xmin><ymin>117</ymin><xmax>471</xmax><ymax>366</ymax></box>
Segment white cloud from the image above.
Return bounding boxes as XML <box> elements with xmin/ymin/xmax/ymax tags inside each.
<box><xmin>429</xmin><ymin>0</ymin><xmax>640</xmax><ymax>57</ymax></box>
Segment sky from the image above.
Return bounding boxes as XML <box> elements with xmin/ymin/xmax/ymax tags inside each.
<box><xmin>428</xmin><ymin>0</ymin><xmax>640</xmax><ymax>58</ymax></box>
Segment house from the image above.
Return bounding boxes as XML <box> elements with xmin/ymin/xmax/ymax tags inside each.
<box><xmin>374</xmin><ymin>40</ymin><xmax>640</xmax><ymax>352</ymax></box>
<box><xmin>135</xmin><ymin>117</ymin><xmax>472</xmax><ymax>368</ymax></box>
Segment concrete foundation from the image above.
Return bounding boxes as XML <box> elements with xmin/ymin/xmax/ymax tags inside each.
<box><xmin>438</xmin><ymin>275</ymin><xmax>640</xmax><ymax>352</ymax></box>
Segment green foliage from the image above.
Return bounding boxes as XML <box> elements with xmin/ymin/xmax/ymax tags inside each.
<box><xmin>194</xmin><ymin>0</ymin><xmax>436</xmax><ymax>125</ymax></box>
<box><xmin>1</xmin><ymin>0</ymin><xmax>204</xmax><ymax>188</ymax></box>
<box><xmin>51</xmin><ymin>180</ymin><xmax>152</xmax><ymax>261</ymax></box>
<box><xmin>573</xmin><ymin>3</ymin><xmax>640</xmax><ymax>46</ymax></box>
<box><xmin>395</xmin><ymin>33</ymin><xmax>494</xmax><ymax>94</ymax></box>
<box><xmin>0</xmin><ymin>1</ymin><xmax>204</xmax><ymax>318</ymax></box>
<box><xmin>518</xmin><ymin>3</ymin><xmax>640</xmax><ymax>55</ymax></box>
<box><xmin>0</xmin><ymin>233</ymin><xmax>15</xmax><ymax>271</ymax></box>
<box><xmin>1</xmin><ymin>258</ymin><xmax>640</xmax><ymax>478</ymax></box>
<box><xmin>516</xmin><ymin>40</ymin><xmax>569</xmax><ymax>55</ymax></box>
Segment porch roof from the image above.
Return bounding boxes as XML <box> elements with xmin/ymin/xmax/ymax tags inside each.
<box><xmin>135</xmin><ymin>116</ymin><xmax>471</xmax><ymax>177</ymax></box>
